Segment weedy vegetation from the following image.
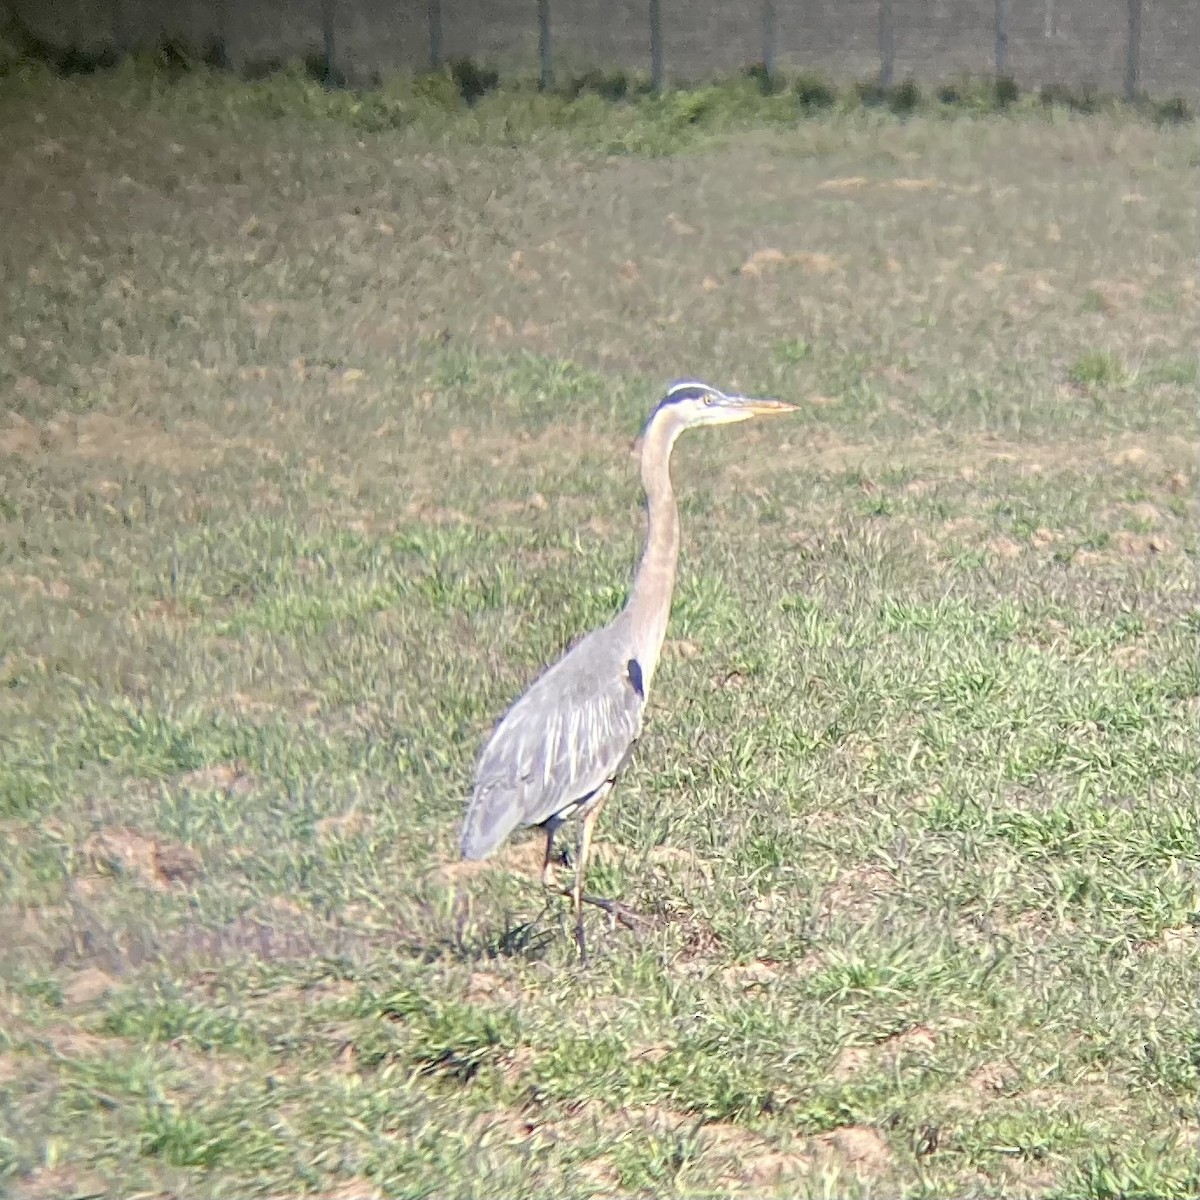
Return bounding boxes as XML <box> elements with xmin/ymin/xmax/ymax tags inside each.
<box><xmin>0</xmin><ymin>59</ymin><xmax>1197</xmax><ymax>1199</ymax></box>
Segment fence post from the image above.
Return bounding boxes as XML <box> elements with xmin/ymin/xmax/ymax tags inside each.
<box><xmin>109</xmin><ymin>0</ymin><xmax>129</xmax><ymax>53</ymax></box>
<box><xmin>537</xmin><ymin>0</ymin><xmax>551</xmax><ymax>89</ymax></box>
<box><xmin>649</xmin><ymin>0</ymin><xmax>663</xmax><ymax>91</ymax></box>
<box><xmin>878</xmin><ymin>0</ymin><xmax>894</xmax><ymax>89</ymax></box>
<box><xmin>1124</xmin><ymin>0</ymin><xmax>1142</xmax><ymax>100</ymax></box>
<box><xmin>994</xmin><ymin>0</ymin><xmax>1008</xmax><ymax>75</ymax></box>
<box><xmin>321</xmin><ymin>0</ymin><xmax>337</xmax><ymax>86</ymax></box>
<box><xmin>429</xmin><ymin>0</ymin><xmax>443</xmax><ymax>69</ymax></box>
<box><xmin>212</xmin><ymin>0</ymin><xmax>231</xmax><ymax>69</ymax></box>
<box><xmin>761</xmin><ymin>0</ymin><xmax>776</xmax><ymax>80</ymax></box>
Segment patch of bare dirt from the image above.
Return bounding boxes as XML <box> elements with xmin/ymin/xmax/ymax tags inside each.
<box><xmin>498</xmin><ymin>1045</ymin><xmax>535</xmax><ymax>1084</ymax></box>
<box><xmin>987</xmin><ymin>535</ymin><xmax>1023</xmax><ymax>560</ymax></box>
<box><xmin>82</xmin><ymin>826</ymin><xmax>203</xmax><ymax>890</ymax></box>
<box><xmin>706</xmin><ymin>1125</ymin><xmax>819</xmax><ymax>1189</ymax></box>
<box><xmin>471</xmin><ymin>1107</ymin><xmax>558</xmax><ymax>1147</ymax></box>
<box><xmin>0</xmin><ymin>1052</ymin><xmax>28</xmax><ymax>1083</ymax></box>
<box><xmin>665</xmin><ymin>212</ymin><xmax>697</xmax><ymax>236</ymax></box>
<box><xmin>832</xmin><ymin>1026</ymin><xmax>937</xmax><ymax>1080</ymax></box>
<box><xmin>733</xmin><ymin>1149</ymin><xmax>814</xmax><ymax>1188</ymax></box>
<box><xmin>631</xmin><ymin>1042</ymin><xmax>672</xmax><ymax>1065</ymax></box>
<box><xmin>507</xmin><ymin>250</ymin><xmax>540</xmax><ymax>283</ymax></box>
<box><xmin>670</xmin><ymin>912</ymin><xmax>724</xmax><ymax>963</ymax></box>
<box><xmin>699</xmin><ymin>1123</ymin><xmax>766</xmax><ymax>1158</ymax></box>
<box><xmin>818</xmin><ymin>864</ymin><xmax>895</xmax><ymax>922</ymax></box>
<box><xmin>721</xmin><ymin>959</ymin><xmax>782</xmax><ymax>989</ymax></box>
<box><xmin>132</xmin><ymin>597</ymin><xmax>201</xmax><ymax>629</ymax></box>
<box><xmin>942</xmin><ymin>516</ymin><xmax>986</xmax><ymax>540</ymax></box>
<box><xmin>1122</xmin><ymin>500</ymin><xmax>1163</xmax><ymax>527</ymax></box>
<box><xmin>1006</xmin><ymin>907</ymin><xmax>1078</xmax><ymax>942</ymax></box>
<box><xmin>50</xmin><ymin>411</ymin><xmax>208</xmax><ymax>470</ymax></box>
<box><xmin>12</xmin><ymin>1166</ymin><xmax>110</xmax><ymax>1200</ymax></box>
<box><xmin>42</xmin><ymin>1028</ymin><xmax>125</xmax><ymax>1058</ymax></box>
<box><xmin>463</xmin><ymin>970</ymin><xmax>509</xmax><ymax>1003</ymax></box>
<box><xmin>431</xmin><ymin>835</ymin><xmax>547</xmax><ymax>885</ymax></box>
<box><xmin>738</xmin><ymin>248</ymin><xmax>841</xmax><ymax>277</ymax></box>
<box><xmin>1111</xmin><ymin>530</ymin><xmax>1173</xmax><ymax>558</ymax></box>
<box><xmin>574</xmin><ymin>1159</ymin><xmax>622</xmax><ymax>1192</ymax></box>
<box><xmin>647</xmin><ymin>845</ymin><xmax>701</xmax><ymax>870</ymax></box>
<box><xmin>969</xmin><ymin>1061</ymin><xmax>1020</xmax><ymax>1096</ymax></box>
<box><xmin>0</xmin><ymin>574</ymin><xmax>72</xmax><ymax>600</ymax></box>
<box><xmin>1176</xmin><ymin>1122</ymin><xmax>1200</xmax><ymax>1151</ymax></box>
<box><xmin>1111</xmin><ymin>644</ymin><xmax>1149</xmax><ymax>670</ymax></box>
<box><xmin>484</xmin><ymin>492</ymin><xmax>552</xmax><ymax>521</ymax></box>
<box><xmin>330</xmin><ymin>1036</ymin><xmax>359</xmax><ymax>1075</ymax></box>
<box><xmin>709</xmin><ymin>662</ymin><xmax>750</xmax><ymax>691</ymax></box>
<box><xmin>0</xmin><ymin>412</ymin><xmax>41</xmax><ymax>456</ymax></box>
<box><xmin>1002</xmin><ymin>1083</ymin><xmax>1125</xmax><ymax>1131</ymax></box>
<box><xmin>68</xmin><ymin>871</ymin><xmax>114</xmax><ymax>901</ymax></box>
<box><xmin>664</xmin><ymin>638</ymin><xmax>702</xmax><ymax>659</ymax></box>
<box><xmin>62</xmin><ymin>966</ymin><xmax>117</xmax><ymax>1006</ymax></box>
<box><xmin>620</xmin><ymin>1104</ymin><xmax>700</xmax><ymax>1137</ymax></box>
<box><xmin>646</xmin><ymin>845</ymin><xmax>713</xmax><ymax>889</ymax></box>
<box><xmin>831</xmin><ymin>1045</ymin><xmax>872</xmax><ymax>1080</ymax></box>
<box><xmin>1156</xmin><ymin>926</ymin><xmax>1197</xmax><ymax>956</ymax></box>
<box><xmin>321</xmin><ymin>1180</ymin><xmax>384</xmax><ymax>1200</ymax></box>
<box><xmin>890</xmin><ymin>1025</ymin><xmax>937</xmax><ymax>1054</ymax></box>
<box><xmin>814</xmin><ymin>1125</ymin><xmax>893</xmax><ymax>1173</ymax></box>
<box><xmin>229</xmin><ymin>691</ymin><xmax>280</xmax><ymax>716</ymax></box>
<box><xmin>998</xmin><ymin>1162</ymin><xmax>1060</xmax><ymax>1194</ymax></box>
<box><xmin>1108</xmin><ymin>445</ymin><xmax>1158</xmax><ymax>469</ymax></box>
<box><xmin>179</xmin><ymin>763</ymin><xmax>255</xmax><ymax>796</ymax></box>
<box><xmin>1</xmin><ymin>409</ymin><xmax>285</xmax><ymax>476</ymax></box>
<box><xmin>1087</xmin><ymin>278</ymin><xmax>1144</xmax><ymax>314</ymax></box>
<box><xmin>316</xmin><ymin>810</ymin><xmax>371</xmax><ymax>841</ymax></box>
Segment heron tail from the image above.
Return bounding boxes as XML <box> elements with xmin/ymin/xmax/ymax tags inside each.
<box><xmin>460</xmin><ymin>782</ymin><xmax>524</xmax><ymax>860</ymax></box>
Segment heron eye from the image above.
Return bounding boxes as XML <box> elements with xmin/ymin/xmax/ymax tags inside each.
<box><xmin>703</xmin><ymin>393</ymin><xmax>715</xmax><ymax>405</ymax></box>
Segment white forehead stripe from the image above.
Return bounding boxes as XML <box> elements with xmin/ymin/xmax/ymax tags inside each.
<box><xmin>663</xmin><ymin>380</ymin><xmax>722</xmax><ymax>405</ymax></box>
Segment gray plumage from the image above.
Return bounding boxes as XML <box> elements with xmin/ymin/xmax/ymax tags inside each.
<box><xmin>459</xmin><ymin>381</ymin><xmax>797</xmax><ymax>959</ymax></box>
<box><xmin>461</xmin><ymin>614</ymin><xmax>643</xmax><ymax>860</ymax></box>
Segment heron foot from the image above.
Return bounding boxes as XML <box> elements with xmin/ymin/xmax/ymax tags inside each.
<box><xmin>539</xmin><ymin>846</ymin><xmax>575</xmax><ymax>889</ymax></box>
<box><xmin>562</xmin><ymin>889</ymin><xmax>647</xmax><ymax>932</ymax></box>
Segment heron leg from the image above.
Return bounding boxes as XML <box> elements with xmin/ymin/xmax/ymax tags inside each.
<box><xmin>572</xmin><ymin>793</ymin><xmax>609</xmax><ymax>963</ymax></box>
<box><xmin>541</xmin><ymin>825</ymin><xmax>558</xmax><ymax>890</ymax></box>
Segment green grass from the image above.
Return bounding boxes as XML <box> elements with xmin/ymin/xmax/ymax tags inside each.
<box><xmin>0</xmin><ymin>65</ymin><xmax>1197</xmax><ymax>1199</ymax></box>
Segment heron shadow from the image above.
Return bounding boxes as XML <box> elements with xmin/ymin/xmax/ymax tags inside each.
<box><xmin>392</xmin><ymin>894</ymin><xmax>561</xmax><ymax>965</ymax></box>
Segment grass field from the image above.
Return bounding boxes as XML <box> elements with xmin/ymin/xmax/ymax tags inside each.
<box><xmin>1</xmin><ymin>65</ymin><xmax>1197</xmax><ymax>1198</ymax></box>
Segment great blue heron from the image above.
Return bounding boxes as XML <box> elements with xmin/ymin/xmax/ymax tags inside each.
<box><xmin>460</xmin><ymin>381</ymin><xmax>797</xmax><ymax>959</ymax></box>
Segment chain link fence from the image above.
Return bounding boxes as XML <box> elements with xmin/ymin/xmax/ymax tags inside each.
<box><xmin>12</xmin><ymin>0</ymin><xmax>1199</xmax><ymax>101</ymax></box>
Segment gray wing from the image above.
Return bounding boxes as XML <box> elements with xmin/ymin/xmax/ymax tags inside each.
<box><xmin>460</xmin><ymin>624</ymin><xmax>645</xmax><ymax>860</ymax></box>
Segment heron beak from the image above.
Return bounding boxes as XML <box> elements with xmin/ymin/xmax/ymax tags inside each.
<box><xmin>733</xmin><ymin>396</ymin><xmax>799</xmax><ymax>417</ymax></box>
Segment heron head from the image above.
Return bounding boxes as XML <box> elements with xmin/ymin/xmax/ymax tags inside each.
<box><xmin>654</xmin><ymin>380</ymin><xmax>798</xmax><ymax>428</ymax></box>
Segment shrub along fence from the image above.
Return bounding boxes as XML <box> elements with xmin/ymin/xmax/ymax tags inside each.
<box><xmin>4</xmin><ymin>0</ymin><xmax>1196</xmax><ymax>107</ymax></box>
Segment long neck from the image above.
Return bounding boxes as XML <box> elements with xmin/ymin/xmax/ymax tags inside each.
<box><xmin>624</xmin><ymin>410</ymin><xmax>682</xmax><ymax>688</ymax></box>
